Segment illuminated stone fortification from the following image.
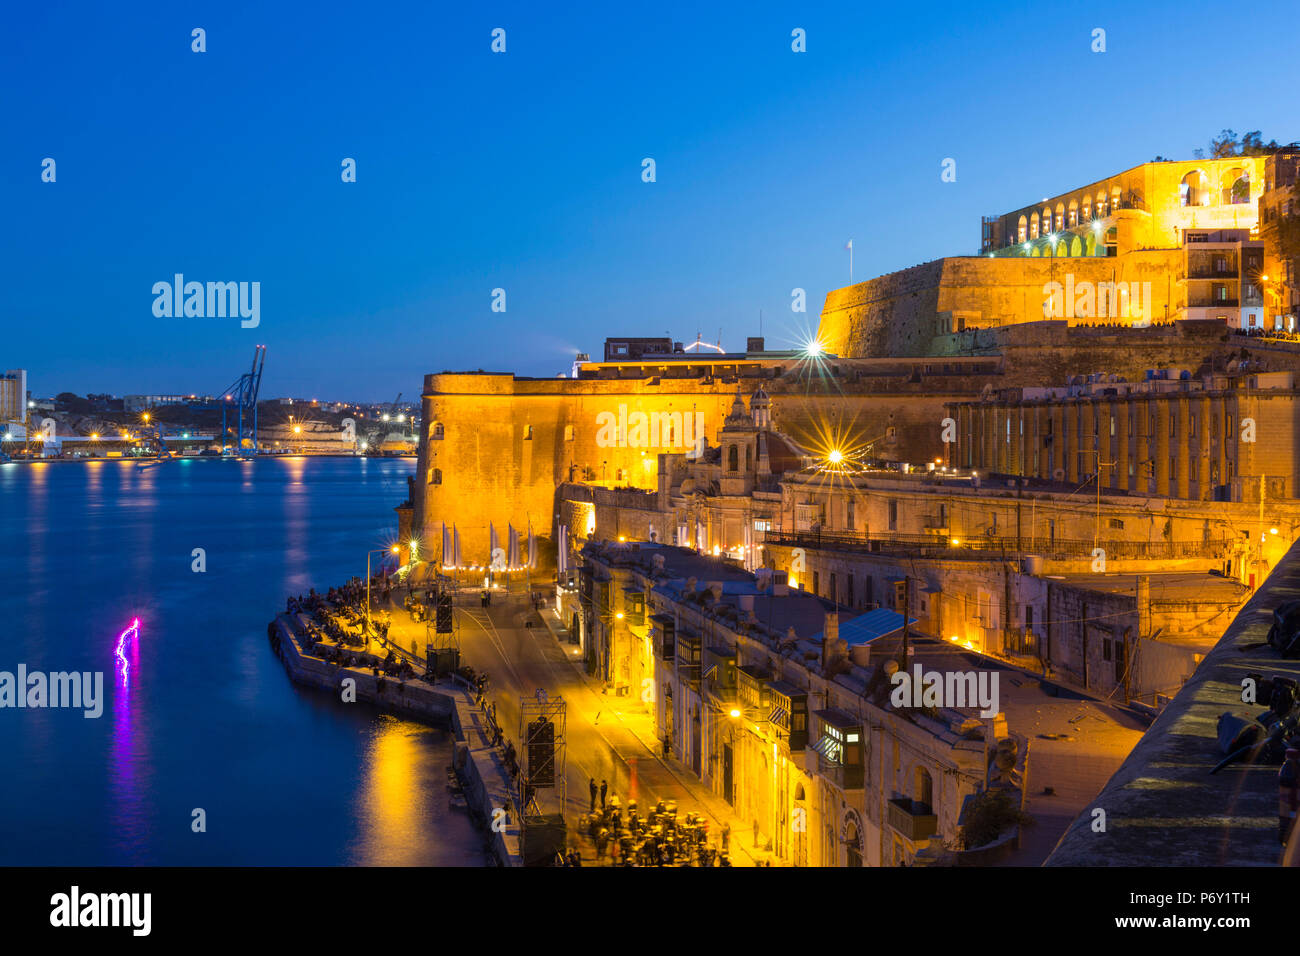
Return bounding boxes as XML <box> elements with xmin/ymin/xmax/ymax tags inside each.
<box><xmin>818</xmin><ymin>156</ymin><xmax>1272</xmax><ymax>358</ymax></box>
<box><xmin>412</xmin><ymin>367</ymin><xmax>997</xmax><ymax>564</ymax></box>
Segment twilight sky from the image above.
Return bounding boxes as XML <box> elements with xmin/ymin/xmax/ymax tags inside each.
<box><xmin>4</xmin><ymin>0</ymin><xmax>1299</xmax><ymax>401</ymax></box>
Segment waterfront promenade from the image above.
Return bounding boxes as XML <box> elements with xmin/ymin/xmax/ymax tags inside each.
<box><xmin>374</xmin><ymin>583</ymin><xmax>773</xmax><ymax>865</ymax></box>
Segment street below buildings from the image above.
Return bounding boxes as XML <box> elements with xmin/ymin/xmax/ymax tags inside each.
<box><xmin>377</xmin><ymin>581</ymin><xmax>771</xmax><ymax>865</ymax></box>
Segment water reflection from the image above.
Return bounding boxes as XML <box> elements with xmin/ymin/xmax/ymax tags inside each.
<box><xmin>109</xmin><ymin>617</ymin><xmax>148</xmax><ymax>862</ymax></box>
<box><xmin>350</xmin><ymin>716</ymin><xmax>477</xmax><ymax>866</ymax></box>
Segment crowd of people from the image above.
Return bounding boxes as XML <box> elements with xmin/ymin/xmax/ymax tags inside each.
<box><xmin>1233</xmin><ymin>325</ymin><xmax>1300</xmax><ymax>341</ymax></box>
<box><xmin>568</xmin><ymin>779</ymin><xmax>733</xmax><ymax>867</ymax></box>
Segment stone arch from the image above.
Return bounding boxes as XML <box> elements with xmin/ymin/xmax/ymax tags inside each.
<box><xmin>1181</xmin><ymin>169</ymin><xmax>1211</xmax><ymax>207</ymax></box>
<box><xmin>1017</xmin><ymin>215</ymin><xmax>1028</xmax><ymax>243</ymax></box>
<box><xmin>1096</xmin><ymin>189</ymin><xmax>1108</xmax><ymax>217</ymax></box>
<box><xmin>1222</xmin><ymin>165</ymin><xmax>1250</xmax><ymax>204</ymax></box>
<box><xmin>1067</xmin><ymin>199</ymin><xmax>1078</xmax><ymax>228</ymax></box>
<box><xmin>1082</xmin><ymin>195</ymin><xmax>1092</xmax><ymax>220</ymax></box>
<box><xmin>842</xmin><ymin>808</ymin><xmax>864</xmax><ymax>867</ymax></box>
<box><xmin>1030</xmin><ymin>214</ymin><xmax>1040</xmax><ymax>239</ymax></box>
<box><xmin>1110</xmin><ymin>185</ymin><xmax>1122</xmax><ymax>212</ymax></box>
<box><xmin>1054</xmin><ymin>202</ymin><xmax>1065</xmax><ymax>233</ymax></box>
<box><xmin>1040</xmin><ymin>207</ymin><xmax>1052</xmax><ymax>235</ymax></box>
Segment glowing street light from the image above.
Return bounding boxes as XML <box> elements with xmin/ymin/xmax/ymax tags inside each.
<box><xmin>729</xmin><ymin>709</ymin><xmax>741</xmax><ymax>719</ymax></box>
<box><xmin>826</xmin><ymin>449</ymin><xmax>844</xmax><ymax>465</ymax></box>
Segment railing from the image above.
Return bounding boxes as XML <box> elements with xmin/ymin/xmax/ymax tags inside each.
<box><xmin>888</xmin><ymin>798</ymin><xmax>938</xmax><ymax>841</ymax></box>
<box><xmin>815</xmin><ymin>753</ymin><xmax>864</xmax><ymax>791</ymax></box>
<box><xmin>762</xmin><ymin>530</ymin><xmax>1230</xmax><ymax>562</ymax></box>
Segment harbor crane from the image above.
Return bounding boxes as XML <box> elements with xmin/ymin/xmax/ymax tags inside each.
<box><xmin>220</xmin><ymin>345</ymin><xmax>266</xmax><ymax>456</ymax></box>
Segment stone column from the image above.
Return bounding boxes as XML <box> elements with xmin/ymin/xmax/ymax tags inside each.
<box><xmin>1081</xmin><ymin>400</ymin><xmax>1097</xmax><ymax>484</ymax></box>
<box><xmin>1217</xmin><ymin>395</ymin><xmax>1229</xmax><ymax>498</ymax></box>
<box><xmin>1009</xmin><ymin>405</ymin><xmax>1023</xmax><ymax>476</ymax></box>
<box><xmin>982</xmin><ymin>403</ymin><xmax>993</xmax><ymax>476</ymax></box>
<box><xmin>1135</xmin><ymin>398</ymin><xmax>1150</xmax><ymax>494</ymax></box>
<box><xmin>1175</xmin><ymin>395</ymin><xmax>1190</xmax><ymax>499</ymax></box>
<box><xmin>1066</xmin><ymin>402</ymin><xmax>1080</xmax><ymax>484</ymax></box>
<box><xmin>1197</xmin><ymin>395</ymin><xmax>1212</xmax><ymax>500</ymax></box>
<box><xmin>1052</xmin><ymin>403</ymin><xmax>1066</xmax><ymax>479</ymax></box>
<box><xmin>1116</xmin><ymin>398</ymin><xmax>1130</xmax><ymax>491</ymax></box>
<box><xmin>1036</xmin><ymin>405</ymin><xmax>1050</xmax><ymax>478</ymax></box>
<box><xmin>1155</xmin><ymin>400</ymin><xmax>1171</xmax><ymax>497</ymax></box>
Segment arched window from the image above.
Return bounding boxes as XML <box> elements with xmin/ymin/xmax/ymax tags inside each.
<box><xmin>1096</xmin><ymin>190</ymin><xmax>1108</xmax><ymax>217</ymax></box>
<box><xmin>1180</xmin><ymin>169</ymin><xmax>1210</xmax><ymax>207</ymax></box>
<box><xmin>1030</xmin><ymin>215</ymin><xmax>1039</xmax><ymax>240</ymax></box>
<box><xmin>1082</xmin><ymin>196</ymin><xmax>1092</xmax><ymax>220</ymax></box>
<box><xmin>1054</xmin><ymin>202</ymin><xmax>1065</xmax><ymax>233</ymax></box>
<box><xmin>1068</xmin><ymin>200</ymin><xmax>1078</xmax><ymax>227</ymax></box>
<box><xmin>1017</xmin><ymin>215</ymin><xmax>1027</xmax><ymax>243</ymax></box>
<box><xmin>844</xmin><ymin>816</ymin><xmax>863</xmax><ymax>867</ymax></box>
<box><xmin>728</xmin><ymin>445</ymin><xmax>739</xmax><ymax>471</ymax></box>
<box><xmin>1041</xmin><ymin>208</ymin><xmax>1052</xmax><ymax>235</ymax></box>
<box><xmin>430</xmin><ymin>421</ymin><xmax>444</xmax><ymax>440</ymax></box>
<box><xmin>1222</xmin><ymin>167</ymin><xmax>1250</xmax><ymax>204</ymax></box>
<box><xmin>429</xmin><ymin>467</ymin><xmax>442</xmax><ymax>485</ymax></box>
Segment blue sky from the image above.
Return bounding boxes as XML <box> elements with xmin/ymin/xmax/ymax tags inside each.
<box><xmin>4</xmin><ymin>0</ymin><xmax>1299</xmax><ymax>401</ymax></box>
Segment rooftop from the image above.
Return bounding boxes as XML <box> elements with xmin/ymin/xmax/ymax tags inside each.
<box><xmin>1046</xmin><ymin>537</ymin><xmax>1300</xmax><ymax>866</ymax></box>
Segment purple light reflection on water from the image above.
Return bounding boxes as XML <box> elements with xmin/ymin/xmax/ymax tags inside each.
<box><xmin>110</xmin><ymin>617</ymin><xmax>146</xmax><ymax>861</ymax></box>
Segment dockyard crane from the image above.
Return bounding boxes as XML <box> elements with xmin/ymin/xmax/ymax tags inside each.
<box><xmin>219</xmin><ymin>345</ymin><xmax>266</xmax><ymax>456</ymax></box>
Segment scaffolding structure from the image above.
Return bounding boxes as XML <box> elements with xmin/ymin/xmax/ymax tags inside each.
<box><xmin>519</xmin><ymin>689</ymin><xmax>567</xmax><ymax>865</ymax></box>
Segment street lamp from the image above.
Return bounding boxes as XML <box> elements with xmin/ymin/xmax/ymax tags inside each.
<box><xmin>366</xmin><ymin>545</ymin><xmax>401</xmax><ymax>641</ymax></box>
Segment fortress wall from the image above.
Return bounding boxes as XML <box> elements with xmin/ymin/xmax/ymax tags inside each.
<box><xmin>818</xmin><ymin>252</ymin><xmax>1182</xmax><ymax>359</ymax></box>
<box><xmin>414</xmin><ymin>372</ymin><xmax>970</xmax><ymax>562</ymax></box>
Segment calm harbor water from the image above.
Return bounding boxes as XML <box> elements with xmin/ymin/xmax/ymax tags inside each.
<box><xmin>0</xmin><ymin>456</ymin><xmax>488</xmax><ymax>866</ymax></box>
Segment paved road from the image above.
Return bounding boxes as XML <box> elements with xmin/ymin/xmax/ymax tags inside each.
<box><xmin>381</xmin><ymin>586</ymin><xmax>763</xmax><ymax>863</ymax></box>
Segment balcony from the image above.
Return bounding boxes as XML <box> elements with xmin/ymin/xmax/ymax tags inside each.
<box><xmin>676</xmin><ymin>633</ymin><xmax>701</xmax><ymax>683</ymax></box>
<box><xmin>813</xmin><ymin>753</ymin><xmax>864</xmax><ymax>791</ymax></box>
<box><xmin>888</xmin><ymin>798</ymin><xmax>938</xmax><ymax>842</ymax></box>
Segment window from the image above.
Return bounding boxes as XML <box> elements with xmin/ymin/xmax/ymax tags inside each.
<box><xmin>1108</xmin><ymin>518</ymin><xmax>1124</xmax><ymax>530</ymax></box>
<box><xmin>846</xmin><ymin>575</ymin><xmax>855</xmax><ymax>608</ymax></box>
<box><xmin>430</xmin><ymin>422</ymin><xmax>444</xmax><ymax>440</ymax></box>
<box><xmin>753</xmin><ymin>519</ymin><xmax>771</xmax><ymax>532</ymax></box>
<box><xmin>564</xmin><ymin>425</ymin><xmax>574</xmax><ymax>441</ymax></box>
<box><xmin>728</xmin><ymin>445</ymin><xmax>739</xmax><ymax>472</ymax></box>
<box><xmin>429</xmin><ymin>467</ymin><xmax>442</xmax><ymax>485</ymax></box>
<box><xmin>846</xmin><ymin>499</ymin><xmax>856</xmax><ymax>530</ymax></box>
<box><xmin>524</xmin><ymin>425</ymin><xmax>533</xmax><ymax>440</ymax></box>
<box><xmin>888</xmin><ymin>500</ymin><xmax>898</xmax><ymax>531</ymax></box>
<box><xmin>812</xmin><ymin>572</ymin><xmax>820</xmax><ymax>596</ymax></box>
